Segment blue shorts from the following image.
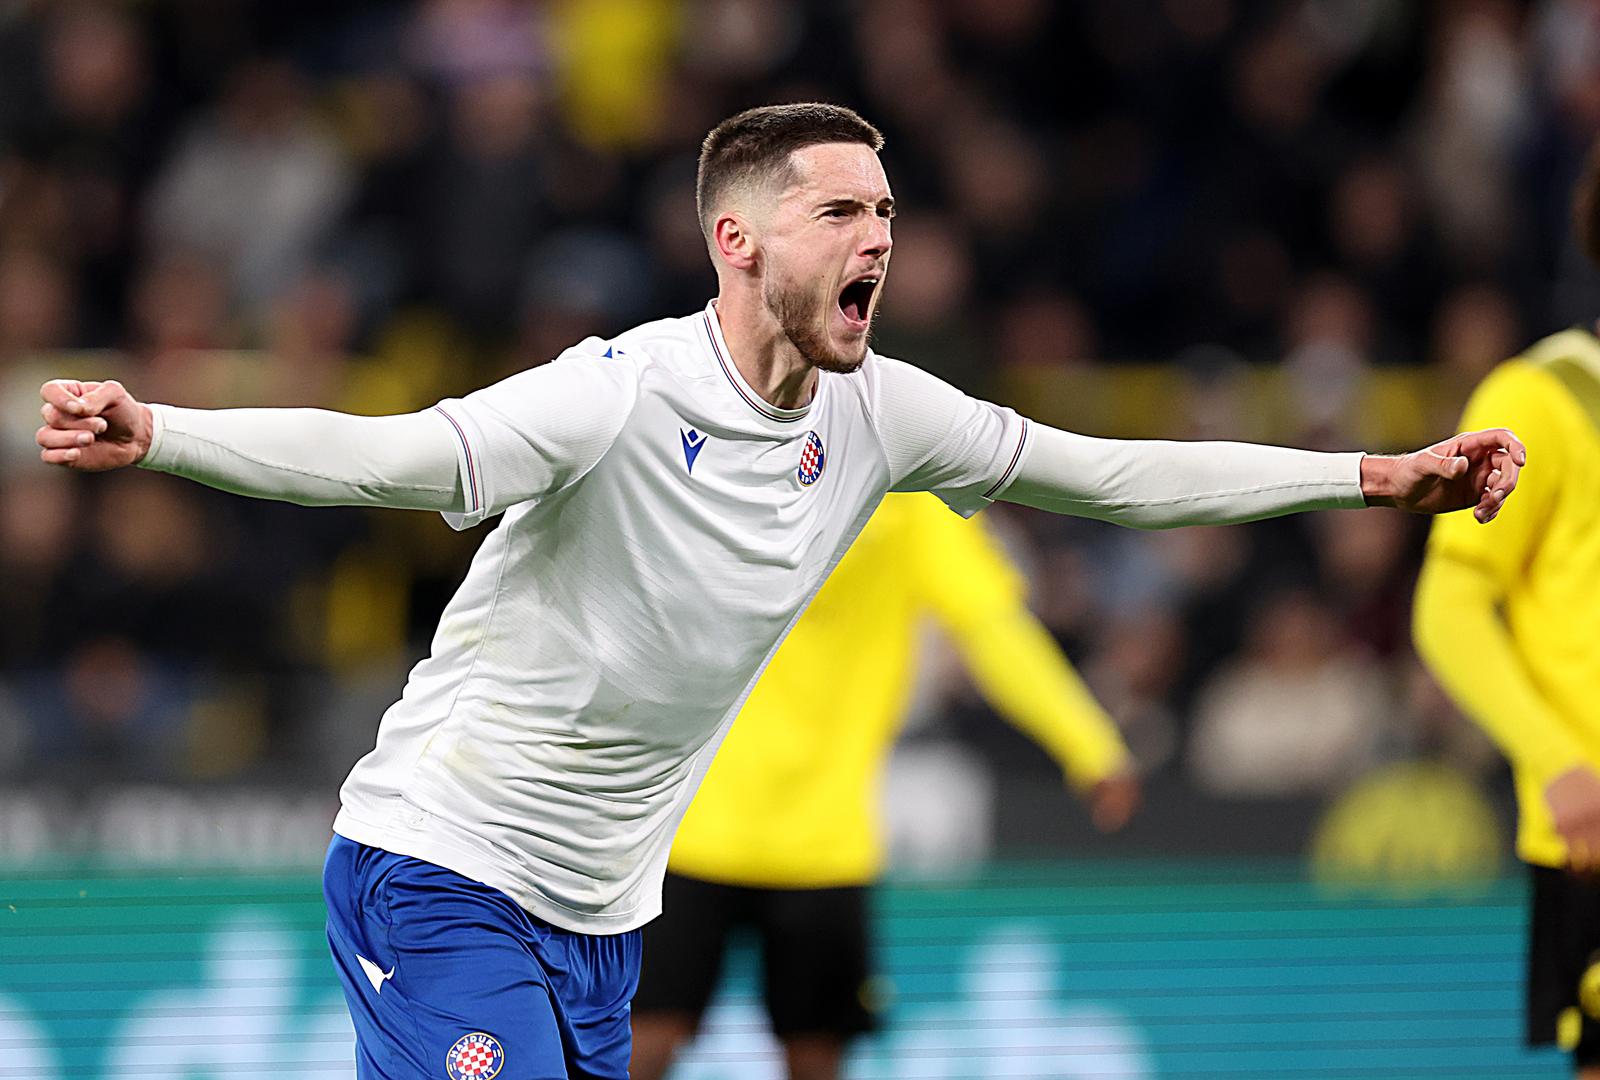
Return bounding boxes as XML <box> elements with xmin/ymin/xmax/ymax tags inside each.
<box><xmin>322</xmin><ymin>835</ymin><xmax>642</xmax><ymax>1080</ymax></box>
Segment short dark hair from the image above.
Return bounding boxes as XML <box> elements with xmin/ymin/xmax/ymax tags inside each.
<box><xmin>1575</xmin><ymin>136</ymin><xmax>1600</xmax><ymax>270</ymax></box>
<box><xmin>696</xmin><ymin>103</ymin><xmax>884</xmax><ymax>237</ymax></box>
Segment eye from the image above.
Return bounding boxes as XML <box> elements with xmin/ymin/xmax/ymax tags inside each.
<box><xmin>824</xmin><ymin>207</ymin><xmax>851</xmax><ymax>220</ymax></box>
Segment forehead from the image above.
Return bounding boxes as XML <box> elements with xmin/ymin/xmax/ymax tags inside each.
<box><xmin>781</xmin><ymin>142</ymin><xmax>891</xmax><ymax>204</ymax></box>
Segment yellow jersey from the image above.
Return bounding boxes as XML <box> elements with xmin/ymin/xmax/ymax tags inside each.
<box><xmin>1415</xmin><ymin>329</ymin><xmax>1600</xmax><ymax>867</ymax></box>
<box><xmin>667</xmin><ymin>492</ymin><xmax>1129</xmax><ymax>888</ymax></box>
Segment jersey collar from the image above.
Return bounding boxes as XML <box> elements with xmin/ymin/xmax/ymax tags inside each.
<box><xmin>702</xmin><ymin>300</ymin><xmax>815</xmax><ymax>424</ymax></box>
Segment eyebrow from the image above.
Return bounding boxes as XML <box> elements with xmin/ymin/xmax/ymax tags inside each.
<box><xmin>817</xmin><ymin>196</ymin><xmax>896</xmax><ymax>214</ymax></box>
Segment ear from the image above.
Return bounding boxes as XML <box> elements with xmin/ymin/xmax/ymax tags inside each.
<box><xmin>713</xmin><ymin>212</ymin><xmax>759</xmax><ymax>272</ymax></box>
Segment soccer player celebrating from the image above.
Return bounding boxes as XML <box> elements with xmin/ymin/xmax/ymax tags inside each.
<box><xmin>1414</xmin><ymin>144</ymin><xmax>1600</xmax><ymax>1078</ymax></box>
<box><xmin>39</xmin><ymin>104</ymin><xmax>1521</xmax><ymax>1079</ymax></box>
<box><xmin>629</xmin><ymin>491</ymin><xmax>1140</xmax><ymax>1080</ymax></box>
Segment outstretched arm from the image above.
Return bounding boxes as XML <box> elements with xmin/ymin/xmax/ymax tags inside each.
<box><xmin>946</xmin><ymin>604</ymin><xmax>1140</xmax><ymax>831</ymax></box>
<box><xmin>1415</xmin><ymin>555</ymin><xmax>1600</xmax><ymax>868</ymax></box>
<box><xmin>909</xmin><ymin>502</ymin><xmax>1139</xmax><ymax>831</ymax></box>
<box><xmin>36</xmin><ymin>346</ymin><xmax>639</xmax><ymax>523</ymax></box>
<box><xmin>1002</xmin><ymin>424</ymin><xmax>1525</xmax><ymax>528</ymax></box>
<box><xmin>37</xmin><ymin>379</ymin><xmax>464</xmax><ymax>511</ymax></box>
<box><xmin>1410</xmin><ymin>357</ymin><xmax>1599</xmax><ymax>867</ymax></box>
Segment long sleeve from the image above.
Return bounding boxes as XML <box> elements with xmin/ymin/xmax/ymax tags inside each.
<box><xmin>952</xmin><ymin>607</ymin><xmax>1130</xmax><ymax>789</ymax></box>
<box><xmin>1002</xmin><ymin>423</ymin><xmax>1367</xmax><ymax>528</ymax></box>
<box><xmin>1413</xmin><ymin>555</ymin><xmax>1587</xmax><ymax>780</ymax></box>
<box><xmin>914</xmin><ymin>501</ymin><xmax>1129</xmax><ymax>790</ymax></box>
<box><xmin>137</xmin><ymin>341</ymin><xmax>641</xmax><ymax>524</ymax></box>
<box><xmin>140</xmin><ymin>403</ymin><xmax>465</xmax><ymax>511</ymax></box>
<box><xmin>1414</xmin><ymin>356</ymin><xmax>1587</xmax><ymax>786</ymax></box>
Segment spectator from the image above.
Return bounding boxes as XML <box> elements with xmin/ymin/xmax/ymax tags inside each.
<box><xmin>144</xmin><ymin>59</ymin><xmax>353</xmax><ymax>312</ymax></box>
<box><xmin>1187</xmin><ymin>587</ymin><xmax>1391</xmax><ymax>798</ymax></box>
<box><xmin>0</xmin><ymin>1</ymin><xmax>1576</xmax><ymax>856</ymax></box>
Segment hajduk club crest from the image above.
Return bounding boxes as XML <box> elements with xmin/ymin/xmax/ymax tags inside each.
<box><xmin>798</xmin><ymin>430</ymin><xmax>826</xmax><ymax>486</ymax></box>
<box><xmin>445</xmin><ymin>1032</ymin><xmax>504</xmax><ymax>1080</ymax></box>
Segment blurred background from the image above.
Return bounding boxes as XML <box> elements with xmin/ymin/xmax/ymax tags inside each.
<box><xmin>0</xmin><ymin>0</ymin><xmax>1594</xmax><ymax>1076</ymax></box>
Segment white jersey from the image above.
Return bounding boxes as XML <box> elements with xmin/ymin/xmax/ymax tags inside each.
<box><xmin>331</xmin><ymin>302</ymin><xmax>1029</xmax><ymax>932</ymax></box>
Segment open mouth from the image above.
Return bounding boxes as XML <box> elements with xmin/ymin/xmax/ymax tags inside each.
<box><xmin>838</xmin><ymin>276</ymin><xmax>879</xmax><ymax>326</ymax></box>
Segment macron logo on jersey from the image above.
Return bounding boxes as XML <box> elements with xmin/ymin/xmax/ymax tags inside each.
<box><xmin>355</xmin><ymin>953</ymin><xmax>394</xmax><ymax>994</ymax></box>
<box><xmin>680</xmin><ymin>428</ymin><xmax>708</xmax><ymax>474</ymax></box>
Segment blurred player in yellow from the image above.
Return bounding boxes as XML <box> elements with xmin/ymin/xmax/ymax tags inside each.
<box><xmin>1414</xmin><ymin>145</ymin><xmax>1600</xmax><ymax>1077</ymax></box>
<box><xmin>629</xmin><ymin>491</ymin><xmax>1139</xmax><ymax>1080</ymax></box>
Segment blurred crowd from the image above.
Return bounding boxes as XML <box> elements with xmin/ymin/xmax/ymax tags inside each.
<box><xmin>1</xmin><ymin>0</ymin><xmax>1596</xmax><ymax>852</ymax></box>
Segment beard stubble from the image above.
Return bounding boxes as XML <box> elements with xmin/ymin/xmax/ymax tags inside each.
<box><xmin>764</xmin><ymin>272</ymin><xmax>869</xmax><ymax>374</ymax></box>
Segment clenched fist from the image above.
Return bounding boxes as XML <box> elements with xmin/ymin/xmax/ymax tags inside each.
<box><xmin>36</xmin><ymin>379</ymin><xmax>154</xmax><ymax>472</ymax></box>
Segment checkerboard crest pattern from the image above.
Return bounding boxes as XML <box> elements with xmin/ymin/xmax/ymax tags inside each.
<box><xmin>798</xmin><ymin>430</ymin><xmax>826</xmax><ymax>486</ymax></box>
<box><xmin>445</xmin><ymin>1032</ymin><xmax>504</xmax><ymax>1079</ymax></box>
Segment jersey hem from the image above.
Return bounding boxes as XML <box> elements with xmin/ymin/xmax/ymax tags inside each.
<box><xmin>1519</xmin><ymin>837</ymin><xmax>1569</xmax><ymax>869</ymax></box>
<box><xmin>332</xmin><ymin>803</ymin><xmax>660</xmax><ymax>935</ymax></box>
<box><xmin>664</xmin><ymin>858</ymin><xmax>878</xmax><ymax>891</ymax></box>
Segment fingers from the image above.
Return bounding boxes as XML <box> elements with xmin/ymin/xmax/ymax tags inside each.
<box><xmin>1421</xmin><ymin>448</ymin><xmax>1469</xmax><ymax>479</ymax></box>
<box><xmin>36</xmin><ymin>425</ymin><xmax>97</xmax><ymax>451</ymax></box>
<box><xmin>1473</xmin><ymin>471</ymin><xmax>1512</xmax><ymax>523</ymax></box>
<box><xmin>1491</xmin><ymin>448</ymin><xmax>1521</xmax><ymax>500</ymax></box>
<box><xmin>36</xmin><ymin>379</ymin><xmax>125</xmax><ymax>472</ymax></box>
<box><xmin>38</xmin><ymin>444</ymin><xmax>87</xmax><ymax>466</ymax></box>
<box><xmin>1455</xmin><ymin>427</ymin><xmax>1527</xmax><ymax>474</ymax></box>
<box><xmin>39</xmin><ymin>379</ymin><xmax>92</xmax><ymax>416</ymax></box>
<box><xmin>1447</xmin><ymin>429</ymin><xmax>1524</xmax><ymax>525</ymax></box>
<box><xmin>40</xmin><ymin>401</ymin><xmax>108</xmax><ymax>433</ymax></box>
<box><xmin>1495</xmin><ymin>428</ymin><xmax>1528</xmax><ymax>467</ymax></box>
<box><xmin>35</xmin><ymin>381</ymin><xmax>114</xmax><ymax>468</ymax></box>
<box><xmin>1555</xmin><ymin>820</ymin><xmax>1600</xmax><ymax>873</ymax></box>
<box><xmin>79</xmin><ymin>379</ymin><xmax>126</xmax><ymax>415</ymax></box>
<box><xmin>1454</xmin><ymin>427</ymin><xmax>1526</xmax><ymax>461</ymax></box>
<box><xmin>39</xmin><ymin>378</ymin><xmax>124</xmax><ymax>419</ymax></box>
<box><xmin>1089</xmin><ymin>774</ymin><xmax>1141</xmax><ymax>833</ymax></box>
<box><xmin>1577</xmin><ymin>822</ymin><xmax>1600</xmax><ymax>871</ymax></box>
<box><xmin>1474</xmin><ymin>446</ymin><xmax>1523</xmax><ymax>523</ymax></box>
<box><xmin>1568</xmin><ymin>836</ymin><xmax>1597</xmax><ymax>875</ymax></box>
<box><xmin>36</xmin><ymin>421</ymin><xmax>100</xmax><ymax>468</ymax></box>
<box><xmin>1473</xmin><ymin>468</ymin><xmax>1502</xmax><ymax>523</ymax></box>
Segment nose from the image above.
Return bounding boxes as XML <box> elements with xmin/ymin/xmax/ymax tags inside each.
<box><xmin>859</xmin><ymin>217</ymin><xmax>891</xmax><ymax>259</ymax></box>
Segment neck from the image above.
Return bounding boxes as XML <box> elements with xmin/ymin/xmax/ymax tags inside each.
<box><xmin>713</xmin><ymin>289</ymin><xmax>818</xmax><ymax>411</ymax></box>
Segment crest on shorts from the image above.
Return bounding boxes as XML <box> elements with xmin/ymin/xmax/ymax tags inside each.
<box><xmin>798</xmin><ymin>430</ymin><xmax>826</xmax><ymax>486</ymax></box>
<box><xmin>445</xmin><ymin>1032</ymin><xmax>504</xmax><ymax>1080</ymax></box>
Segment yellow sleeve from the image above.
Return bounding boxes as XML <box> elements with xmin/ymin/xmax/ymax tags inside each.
<box><xmin>1414</xmin><ymin>359</ymin><xmax>1584</xmax><ymax>779</ymax></box>
<box><xmin>1426</xmin><ymin>360</ymin><xmax>1563</xmax><ymax>590</ymax></box>
<box><xmin>1413</xmin><ymin>558</ymin><xmax>1586</xmax><ymax>779</ymax></box>
<box><xmin>910</xmin><ymin>498</ymin><xmax>1130</xmax><ymax>790</ymax></box>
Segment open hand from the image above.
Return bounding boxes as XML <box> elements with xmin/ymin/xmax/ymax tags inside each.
<box><xmin>36</xmin><ymin>379</ymin><xmax>153</xmax><ymax>471</ymax></box>
<box><xmin>1361</xmin><ymin>428</ymin><xmax>1526</xmax><ymax>523</ymax></box>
